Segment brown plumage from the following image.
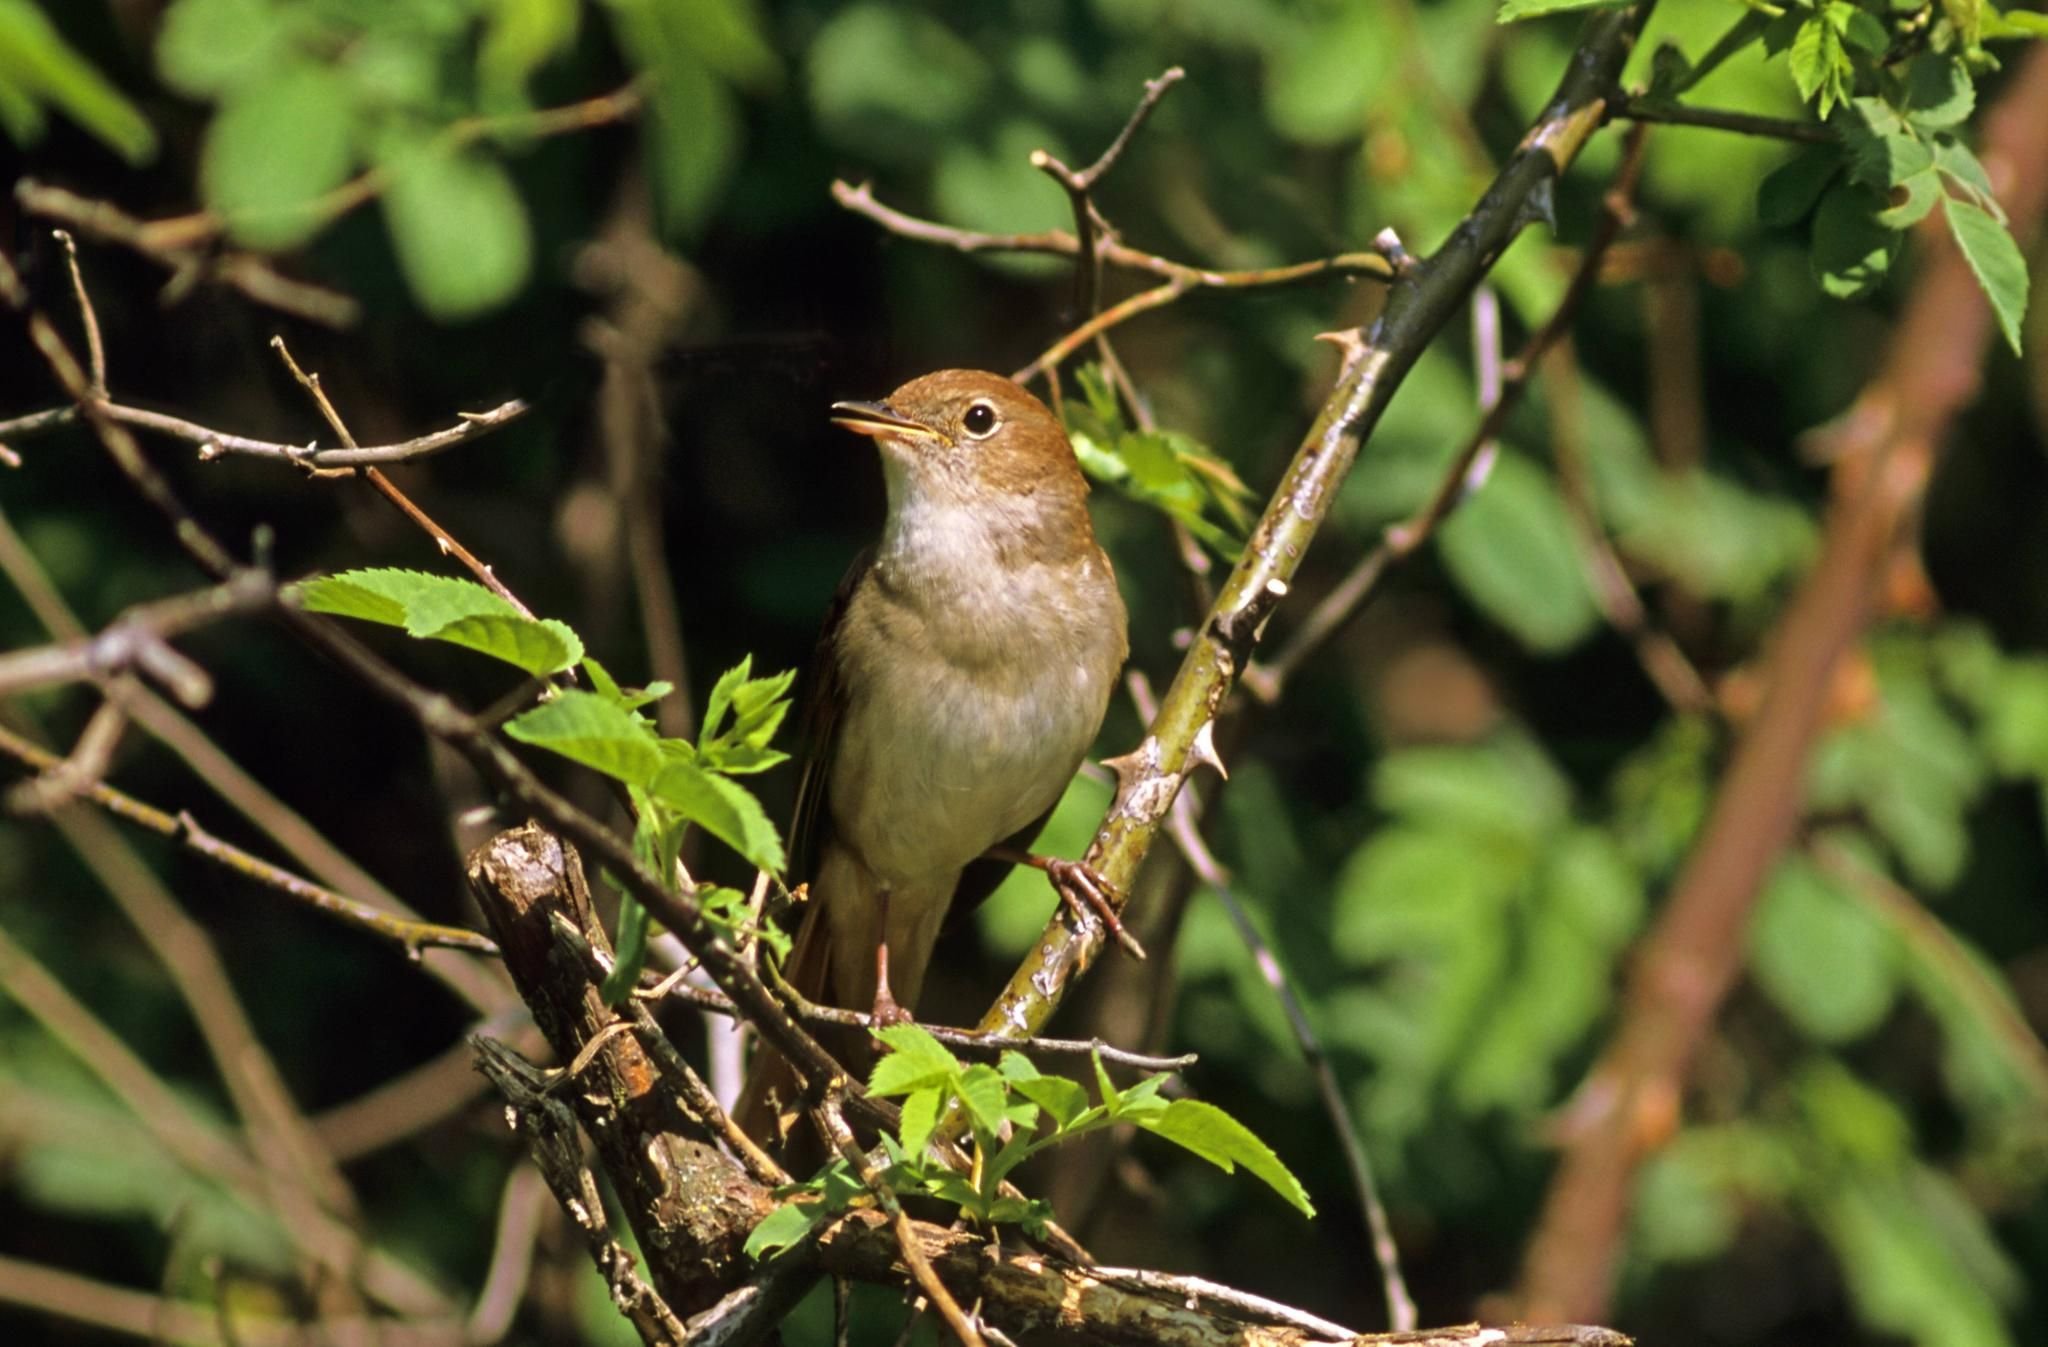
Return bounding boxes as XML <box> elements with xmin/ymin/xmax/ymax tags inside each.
<box><xmin>734</xmin><ymin>370</ymin><xmax>1128</xmax><ymax>1153</ymax></box>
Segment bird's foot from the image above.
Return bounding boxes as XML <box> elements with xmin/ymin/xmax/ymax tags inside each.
<box><xmin>1040</xmin><ymin>855</ymin><xmax>1147</xmax><ymax>960</ymax></box>
<box><xmin>870</xmin><ymin>941</ymin><xmax>914</xmax><ymax>1028</ymax></box>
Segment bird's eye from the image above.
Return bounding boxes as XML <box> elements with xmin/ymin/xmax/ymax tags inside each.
<box><xmin>961</xmin><ymin>401</ymin><xmax>999</xmax><ymax>438</ymax></box>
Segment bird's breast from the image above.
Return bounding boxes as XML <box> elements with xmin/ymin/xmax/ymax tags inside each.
<box><xmin>828</xmin><ymin>542</ymin><xmax>1125</xmax><ymax>888</ymax></box>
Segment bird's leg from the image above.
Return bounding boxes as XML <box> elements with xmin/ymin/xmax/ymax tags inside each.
<box><xmin>987</xmin><ymin>847</ymin><xmax>1147</xmax><ymax>960</ymax></box>
<box><xmin>870</xmin><ymin>890</ymin><xmax>913</xmax><ymax>1027</ymax></box>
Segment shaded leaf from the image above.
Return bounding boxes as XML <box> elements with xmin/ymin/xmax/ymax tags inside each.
<box><xmin>1811</xmin><ymin>182</ymin><xmax>1900</xmax><ymax>299</ymax></box>
<box><xmin>380</xmin><ymin>136</ymin><xmax>533</xmax><ymax>319</ymax></box>
<box><xmin>1944</xmin><ymin>196</ymin><xmax>2028</xmax><ymax>355</ymax></box>
<box><xmin>1759</xmin><ymin>146</ymin><xmax>1845</xmax><ymax>227</ymax></box>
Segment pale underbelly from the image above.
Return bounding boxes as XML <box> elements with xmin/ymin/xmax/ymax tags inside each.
<box><xmin>828</xmin><ymin>662</ymin><xmax>1103</xmax><ymax>887</ymax></box>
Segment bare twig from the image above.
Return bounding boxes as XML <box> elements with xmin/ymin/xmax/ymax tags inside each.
<box><xmin>0</xmin><ymin>567</ymin><xmax>273</xmax><ymax>701</ymax></box>
<box><xmin>271</xmin><ymin>335</ymin><xmax>541</xmax><ymax>617</ymax></box>
<box><xmin>811</xmin><ymin>1090</ymin><xmax>987</xmax><ymax>1347</ymax></box>
<box><xmin>467</xmin><ymin>1163</ymin><xmax>553</xmax><ymax>1345</ymax></box>
<box><xmin>0</xmin><ymin>723</ymin><xmax>499</xmax><ymax>957</ymax></box>
<box><xmin>834</xmin><ymin>180</ymin><xmax>1393</xmax><ymax>290</ymax></box>
<box><xmin>54</xmin><ymin>230</ymin><xmax>105</xmax><ymax>394</ymax></box>
<box><xmin>1244</xmin><ymin>123</ymin><xmax>1654</xmax><ymax>705</ymax></box>
<box><xmin>1612</xmin><ymin>96</ymin><xmax>1833</xmax><ymax>144</ymax></box>
<box><xmin>0</xmin><ymin>395</ymin><xmax>531</xmax><ymax>467</ymax></box>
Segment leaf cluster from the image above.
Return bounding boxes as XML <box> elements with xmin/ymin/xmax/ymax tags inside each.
<box><xmin>745</xmin><ymin>1023</ymin><xmax>1313</xmax><ymax>1260</ymax></box>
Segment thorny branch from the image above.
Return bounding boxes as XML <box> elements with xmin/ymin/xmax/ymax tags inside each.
<box><xmin>1245</xmin><ymin>122</ymin><xmax>1654</xmax><ymax>706</ymax></box>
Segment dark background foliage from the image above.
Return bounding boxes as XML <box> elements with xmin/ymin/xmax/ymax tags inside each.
<box><xmin>3</xmin><ymin>1</ymin><xmax>2047</xmax><ymax>1344</ymax></box>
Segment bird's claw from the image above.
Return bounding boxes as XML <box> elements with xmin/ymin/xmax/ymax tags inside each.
<box><xmin>1044</xmin><ymin>857</ymin><xmax>1146</xmax><ymax>960</ymax></box>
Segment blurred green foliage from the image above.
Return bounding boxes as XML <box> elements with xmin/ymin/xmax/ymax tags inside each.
<box><xmin>4</xmin><ymin>2</ymin><xmax>2048</xmax><ymax>1346</ymax></box>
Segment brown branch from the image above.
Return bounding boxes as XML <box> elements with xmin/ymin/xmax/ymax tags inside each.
<box><xmin>0</xmin><ymin>1253</ymin><xmax>466</xmax><ymax>1347</ymax></box>
<box><xmin>1611</xmin><ymin>96</ymin><xmax>1834</xmax><ymax>144</ymax></box>
<box><xmin>16</xmin><ymin>180</ymin><xmax>361</xmax><ymax>326</ymax></box>
<box><xmin>0</xmin><ymin>723</ymin><xmax>499</xmax><ymax>958</ymax></box>
<box><xmin>833</xmin><ymin>180</ymin><xmax>1394</xmax><ymax>291</ymax></box>
<box><xmin>1243</xmin><ymin>122</ymin><xmax>1653</xmax><ymax>706</ymax></box>
<box><xmin>1512</xmin><ymin>43</ymin><xmax>2048</xmax><ymax>1323</ymax></box>
<box><xmin>0</xmin><ymin>395</ymin><xmax>531</xmax><ymax>467</ymax></box>
<box><xmin>0</xmin><ymin>567</ymin><xmax>273</xmax><ymax>700</ymax></box>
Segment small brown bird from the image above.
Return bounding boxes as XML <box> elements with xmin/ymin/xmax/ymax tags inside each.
<box><xmin>736</xmin><ymin>369</ymin><xmax>1128</xmax><ymax>1145</ymax></box>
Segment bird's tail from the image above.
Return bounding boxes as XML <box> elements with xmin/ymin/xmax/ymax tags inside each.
<box><xmin>731</xmin><ymin>894</ymin><xmax>842</xmax><ymax>1159</ymax></box>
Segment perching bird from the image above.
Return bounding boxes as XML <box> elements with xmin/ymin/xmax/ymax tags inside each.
<box><xmin>735</xmin><ymin>369</ymin><xmax>1128</xmax><ymax>1149</ymax></box>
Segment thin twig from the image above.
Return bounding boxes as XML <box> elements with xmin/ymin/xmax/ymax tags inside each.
<box><xmin>1613</xmin><ymin>95</ymin><xmax>1833</xmax><ymax>144</ymax></box>
<box><xmin>271</xmin><ymin>335</ymin><xmax>538</xmax><ymax>616</ymax></box>
<box><xmin>0</xmin><ymin>723</ymin><xmax>500</xmax><ymax>956</ymax></box>
<box><xmin>53</xmin><ymin>231</ymin><xmax>105</xmax><ymax>395</ymax></box>
<box><xmin>0</xmin><ymin>568</ymin><xmax>273</xmax><ymax>700</ymax></box>
<box><xmin>811</xmin><ymin>1091</ymin><xmax>987</xmax><ymax>1347</ymax></box>
<box><xmin>467</xmin><ymin>1163</ymin><xmax>552</xmax><ymax>1346</ymax></box>
<box><xmin>1244</xmin><ymin>122</ymin><xmax>1654</xmax><ymax>705</ymax></box>
<box><xmin>0</xmin><ymin>396</ymin><xmax>531</xmax><ymax>467</ymax></box>
<box><xmin>834</xmin><ymin>180</ymin><xmax>1393</xmax><ymax>289</ymax></box>
<box><xmin>647</xmin><ymin>968</ymin><xmax>1196</xmax><ymax>1073</ymax></box>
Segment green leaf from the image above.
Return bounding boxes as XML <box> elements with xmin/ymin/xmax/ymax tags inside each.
<box><xmin>1789</xmin><ymin>10</ymin><xmax>1853</xmax><ymax>117</ymax></box>
<box><xmin>601</xmin><ymin>895</ymin><xmax>651</xmax><ymax>1005</ymax></box>
<box><xmin>202</xmin><ymin>63</ymin><xmax>356</xmax><ymax>248</ymax></box>
<box><xmin>1750</xmin><ymin>857</ymin><xmax>1899</xmax><ymax>1042</ymax></box>
<box><xmin>293</xmin><ymin>569</ymin><xmax>581</xmax><ymax>674</ymax></box>
<box><xmin>1839</xmin><ymin>4</ymin><xmax>1891</xmax><ymax>53</ymax></box>
<box><xmin>743</xmin><ymin>1200</ymin><xmax>822</xmax><ymax>1259</ymax></box>
<box><xmin>380</xmin><ymin>135</ymin><xmax>533</xmax><ymax>320</ymax></box>
<box><xmin>1902</xmin><ymin>56</ymin><xmax>1976</xmax><ymax>128</ymax></box>
<box><xmin>0</xmin><ymin>0</ymin><xmax>156</xmax><ymax>163</ymax></box>
<box><xmin>1437</xmin><ymin>452</ymin><xmax>1602</xmax><ymax>654</ymax></box>
<box><xmin>1943</xmin><ymin>196</ymin><xmax>2029</xmax><ymax>356</ymax></box>
<box><xmin>1001</xmin><ymin>1054</ymin><xmax>1087</xmax><ymax>1127</ymax></box>
<box><xmin>1877</xmin><ymin>171</ymin><xmax>1943</xmax><ymax>228</ymax></box>
<box><xmin>505</xmin><ymin>690</ymin><xmax>665</xmax><ymax>787</ymax></box>
<box><xmin>647</xmin><ymin>758</ymin><xmax>785</xmax><ymax>874</ymax></box>
<box><xmin>1811</xmin><ymin>182</ymin><xmax>1900</xmax><ymax>299</ymax></box>
<box><xmin>1759</xmin><ymin>146</ymin><xmax>1845</xmax><ymax>227</ymax></box>
<box><xmin>805</xmin><ymin>4</ymin><xmax>988</xmax><ymax>164</ymax></box>
<box><xmin>156</xmin><ymin>0</ymin><xmax>289</xmax><ymax>99</ymax></box>
<box><xmin>1496</xmin><ymin>0</ymin><xmax>1632</xmax><ymax>20</ymax></box>
<box><xmin>1843</xmin><ymin>100</ymin><xmax>1933</xmax><ymax>188</ymax></box>
<box><xmin>609</xmin><ymin>1</ymin><xmax>742</xmax><ymax>236</ymax></box>
<box><xmin>868</xmin><ymin>1024</ymin><xmax>960</xmax><ymax>1096</ymax></box>
<box><xmin>1130</xmin><ymin>1099</ymin><xmax>1316</xmax><ymax>1217</ymax></box>
<box><xmin>1983</xmin><ymin>6</ymin><xmax>2048</xmax><ymax>38</ymax></box>
<box><xmin>480</xmin><ymin>0</ymin><xmax>580</xmax><ymax>109</ymax></box>
<box><xmin>898</xmin><ymin>1087</ymin><xmax>942</xmax><ymax>1156</ymax></box>
<box><xmin>955</xmin><ymin>1064</ymin><xmax>1010</xmax><ymax>1140</ymax></box>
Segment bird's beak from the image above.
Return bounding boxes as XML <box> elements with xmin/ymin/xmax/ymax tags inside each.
<box><xmin>830</xmin><ymin>400</ymin><xmax>947</xmax><ymax>445</ymax></box>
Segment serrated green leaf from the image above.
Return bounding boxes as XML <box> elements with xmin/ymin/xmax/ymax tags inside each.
<box><xmin>898</xmin><ymin>1086</ymin><xmax>941</xmax><ymax>1155</ymax></box>
<box><xmin>1943</xmin><ymin>196</ymin><xmax>2029</xmax><ymax>355</ymax></box>
<box><xmin>1760</xmin><ymin>146</ymin><xmax>1845</xmax><ymax>226</ymax></box>
<box><xmin>1935</xmin><ymin>139</ymin><xmax>2000</xmax><ymax>212</ymax></box>
<box><xmin>1812</xmin><ymin>182</ymin><xmax>1901</xmax><ymax>299</ymax></box>
<box><xmin>203</xmin><ymin>63</ymin><xmax>355</xmax><ymax>248</ymax></box>
<box><xmin>1877</xmin><ymin>170</ymin><xmax>1943</xmax><ymax>227</ymax></box>
<box><xmin>647</xmin><ymin>758</ymin><xmax>785</xmax><ymax>874</ymax></box>
<box><xmin>381</xmin><ymin>136</ymin><xmax>532</xmax><ymax>320</ymax></box>
<box><xmin>744</xmin><ymin>1200</ymin><xmax>821</xmax><ymax>1259</ymax></box>
<box><xmin>956</xmin><ymin>1064</ymin><xmax>1010</xmax><ymax>1139</ymax></box>
<box><xmin>1131</xmin><ymin>1100</ymin><xmax>1316</xmax><ymax>1217</ymax></box>
<box><xmin>1789</xmin><ymin>11</ymin><xmax>1853</xmax><ymax>116</ymax></box>
<box><xmin>294</xmin><ymin>569</ymin><xmax>580</xmax><ymax>674</ymax></box>
<box><xmin>868</xmin><ymin>1024</ymin><xmax>960</xmax><ymax>1096</ymax></box>
<box><xmin>1005</xmin><ymin>1068</ymin><xmax>1087</xmax><ymax>1127</ymax></box>
<box><xmin>505</xmin><ymin>690</ymin><xmax>665</xmax><ymax>786</ymax></box>
<box><xmin>1843</xmin><ymin>100</ymin><xmax>1934</xmax><ymax>188</ymax></box>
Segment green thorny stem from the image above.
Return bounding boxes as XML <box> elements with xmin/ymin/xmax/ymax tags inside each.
<box><xmin>970</xmin><ymin>5</ymin><xmax>1654</xmax><ymax>1053</ymax></box>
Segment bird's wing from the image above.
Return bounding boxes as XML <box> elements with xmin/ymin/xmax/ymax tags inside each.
<box><xmin>785</xmin><ymin>544</ymin><xmax>873</xmax><ymax>899</ymax></box>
